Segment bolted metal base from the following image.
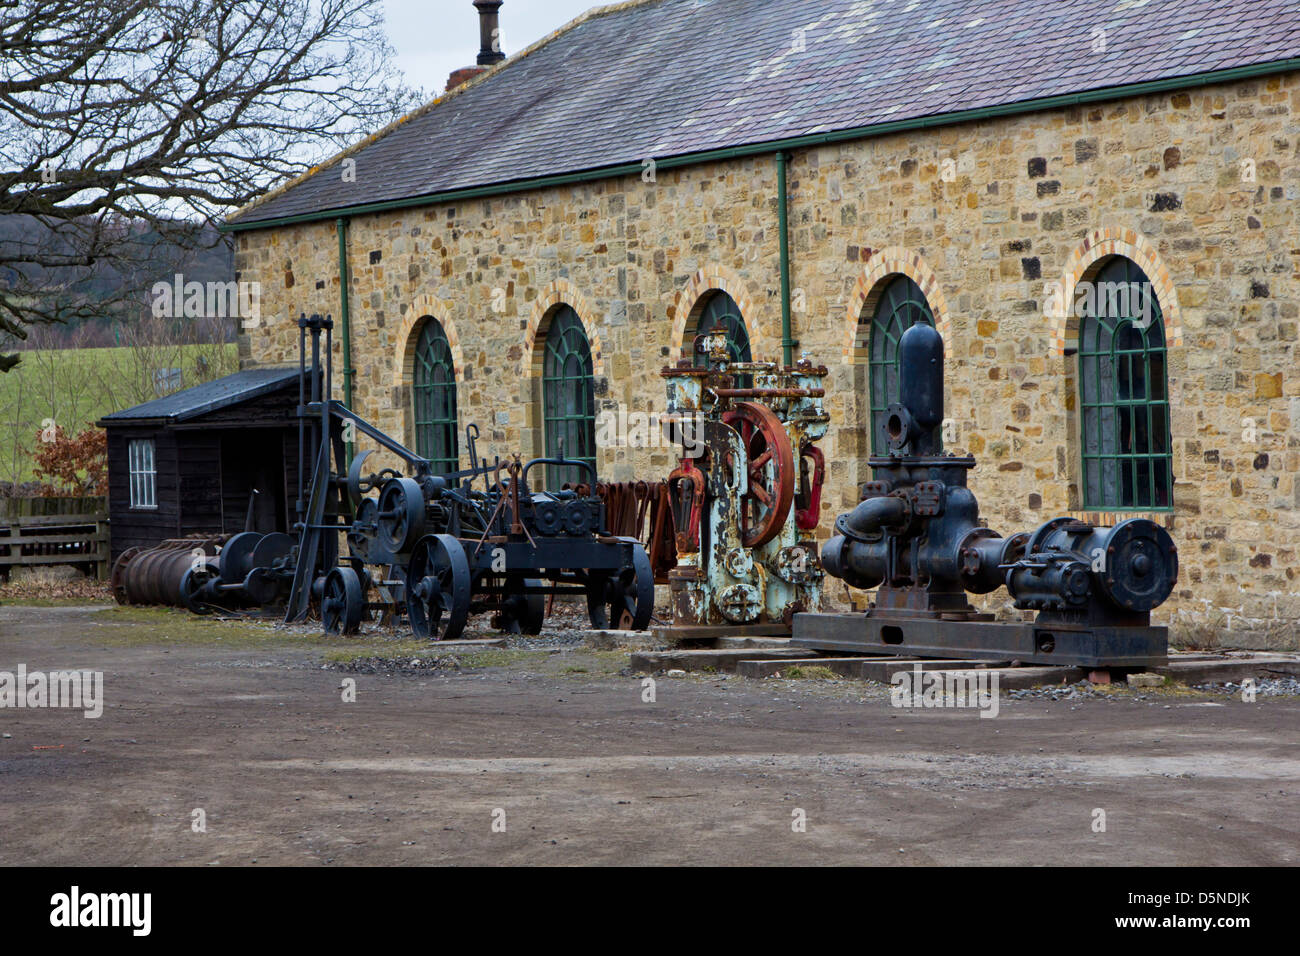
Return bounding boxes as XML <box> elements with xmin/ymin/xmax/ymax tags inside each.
<box><xmin>791</xmin><ymin>612</ymin><xmax>1168</xmax><ymax>668</ymax></box>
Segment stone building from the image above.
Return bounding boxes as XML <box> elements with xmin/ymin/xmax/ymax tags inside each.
<box><xmin>225</xmin><ymin>0</ymin><xmax>1300</xmax><ymax>647</ymax></box>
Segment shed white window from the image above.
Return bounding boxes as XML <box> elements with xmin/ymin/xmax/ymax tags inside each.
<box><xmin>128</xmin><ymin>439</ymin><xmax>157</xmax><ymax>509</ymax></box>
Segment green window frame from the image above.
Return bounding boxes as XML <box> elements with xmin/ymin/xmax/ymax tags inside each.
<box><xmin>1077</xmin><ymin>257</ymin><xmax>1173</xmax><ymax>511</ymax></box>
<box><xmin>866</xmin><ymin>275</ymin><xmax>936</xmax><ymax>454</ymax></box>
<box><xmin>412</xmin><ymin>318</ymin><xmax>459</xmax><ymax>476</ymax></box>
<box><xmin>542</xmin><ymin>305</ymin><xmax>597</xmax><ymax>489</ymax></box>
<box><xmin>691</xmin><ymin>291</ymin><xmax>752</xmax><ymax>387</ymax></box>
<box><xmin>692</xmin><ymin>291</ymin><xmax>752</xmax><ymax>365</ymax></box>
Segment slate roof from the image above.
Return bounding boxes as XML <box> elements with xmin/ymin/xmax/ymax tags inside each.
<box><xmin>98</xmin><ymin>367</ymin><xmax>300</xmax><ymax>425</ymax></box>
<box><xmin>229</xmin><ymin>0</ymin><xmax>1300</xmax><ymax>226</ymax></box>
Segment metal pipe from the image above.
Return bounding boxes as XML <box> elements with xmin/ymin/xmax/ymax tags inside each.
<box><xmin>296</xmin><ymin>316</ymin><xmax>306</xmax><ymax>527</ymax></box>
<box><xmin>776</xmin><ymin>150</ymin><xmax>793</xmax><ymax>367</ymax></box>
<box><xmin>474</xmin><ymin>0</ymin><xmax>505</xmax><ymax>66</ymax></box>
<box><xmin>309</xmin><ymin>316</ymin><xmax>322</xmax><ymax>506</ymax></box>
<box><xmin>712</xmin><ymin>387</ymin><xmax>824</xmax><ymax>399</ymax></box>
<box><xmin>838</xmin><ymin>495</ymin><xmax>907</xmax><ymax>539</ymax></box>
<box><xmin>336</xmin><ymin>217</ymin><xmax>355</xmax><ymax>464</ymax></box>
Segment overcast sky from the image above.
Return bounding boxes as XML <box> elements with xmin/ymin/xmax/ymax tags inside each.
<box><xmin>385</xmin><ymin>0</ymin><xmax>599</xmax><ymax>98</ymax></box>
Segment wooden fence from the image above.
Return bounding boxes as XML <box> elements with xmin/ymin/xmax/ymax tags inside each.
<box><xmin>0</xmin><ymin>496</ymin><xmax>109</xmax><ymax>581</ymax></box>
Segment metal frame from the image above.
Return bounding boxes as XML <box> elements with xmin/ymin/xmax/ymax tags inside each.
<box><xmin>1077</xmin><ymin>256</ymin><xmax>1173</xmax><ymax>511</ymax></box>
<box><xmin>793</xmin><ymin>613</ymin><xmax>1168</xmax><ymax>668</ymax></box>
<box><xmin>412</xmin><ymin>317</ymin><xmax>459</xmax><ymax>476</ymax></box>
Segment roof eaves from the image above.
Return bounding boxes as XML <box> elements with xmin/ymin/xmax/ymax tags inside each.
<box><xmin>221</xmin><ymin>54</ymin><xmax>1300</xmax><ymax>234</ymax></box>
<box><xmin>98</xmin><ymin>368</ymin><xmax>301</xmax><ymax>425</ymax></box>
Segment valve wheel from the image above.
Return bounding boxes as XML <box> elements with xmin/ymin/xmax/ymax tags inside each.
<box><xmin>721</xmin><ymin>402</ymin><xmax>796</xmax><ymax>548</ymax></box>
<box><xmin>406</xmin><ymin>533</ymin><xmax>471</xmax><ymax>641</ymax></box>
<box><xmin>322</xmin><ymin>566</ymin><xmax>365</xmax><ymax>636</ymax></box>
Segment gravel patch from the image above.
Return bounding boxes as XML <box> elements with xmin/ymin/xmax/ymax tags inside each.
<box><xmin>326</xmin><ymin>655</ymin><xmax>463</xmax><ymax>676</ymax></box>
<box><xmin>1192</xmin><ymin>677</ymin><xmax>1300</xmax><ymax>698</ymax></box>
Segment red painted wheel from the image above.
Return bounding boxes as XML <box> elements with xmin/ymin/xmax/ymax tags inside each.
<box><xmin>721</xmin><ymin>402</ymin><xmax>795</xmax><ymax>548</ymax></box>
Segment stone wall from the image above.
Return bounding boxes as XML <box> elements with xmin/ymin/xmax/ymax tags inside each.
<box><xmin>235</xmin><ymin>70</ymin><xmax>1300</xmax><ymax>648</ymax></box>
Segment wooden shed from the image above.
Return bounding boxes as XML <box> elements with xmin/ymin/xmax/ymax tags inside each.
<box><xmin>97</xmin><ymin>367</ymin><xmax>303</xmax><ymax>562</ymax></box>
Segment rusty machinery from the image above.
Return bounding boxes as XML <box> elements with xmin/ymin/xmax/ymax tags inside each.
<box><xmin>111</xmin><ymin>535</ymin><xmax>228</xmax><ymax>609</ymax></box>
<box><xmin>661</xmin><ymin>332</ymin><xmax>828</xmax><ymax>634</ymax></box>
<box><xmin>178</xmin><ymin>314</ymin><xmax>654</xmax><ymax>639</ymax></box>
<box><xmin>792</xmin><ymin>323</ymin><xmax>1177</xmax><ymax>667</ymax></box>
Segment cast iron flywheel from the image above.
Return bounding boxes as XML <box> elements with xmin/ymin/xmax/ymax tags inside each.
<box><xmin>721</xmin><ymin>401</ymin><xmax>796</xmax><ymax>548</ymax></box>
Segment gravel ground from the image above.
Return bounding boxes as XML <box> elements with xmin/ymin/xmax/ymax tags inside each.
<box><xmin>1193</xmin><ymin>677</ymin><xmax>1300</xmax><ymax>698</ymax></box>
<box><xmin>1006</xmin><ymin>676</ymin><xmax>1300</xmax><ymax>703</ymax></box>
<box><xmin>330</xmin><ymin>655</ymin><xmax>465</xmax><ymax>676</ymax></box>
<box><xmin>3</xmin><ymin>602</ymin><xmax>1300</xmax><ymax>866</ymax></box>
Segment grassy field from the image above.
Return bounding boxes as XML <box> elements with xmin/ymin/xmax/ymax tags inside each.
<box><xmin>0</xmin><ymin>343</ymin><xmax>237</xmax><ymax>484</ymax></box>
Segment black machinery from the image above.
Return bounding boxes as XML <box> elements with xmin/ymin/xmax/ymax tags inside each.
<box><xmin>792</xmin><ymin>323</ymin><xmax>1177</xmax><ymax>668</ymax></box>
<box><xmin>179</xmin><ymin>314</ymin><xmax>654</xmax><ymax>640</ymax></box>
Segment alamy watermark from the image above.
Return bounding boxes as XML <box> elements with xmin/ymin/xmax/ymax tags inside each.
<box><xmin>0</xmin><ymin>665</ymin><xmax>102</xmax><ymax>718</ymax></box>
<box><xmin>596</xmin><ymin>406</ymin><xmax>705</xmax><ymax>457</ymax></box>
<box><xmin>151</xmin><ymin>273</ymin><xmax>262</xmax><ymax>328</ymax></box>
<box><xmin>50</xmin><ymin>886</ymin><xmax>150</xmax><ymax>936</ymax></box>
<box><xmin>1044</xmin><ymin>279</ymin><xmax>1157</xmax><ymax>329</ymax></box>
<box><xmin>890</xmin><ymin>663</ymin><xmax>1000</xmax><ymax>719</ymax></box>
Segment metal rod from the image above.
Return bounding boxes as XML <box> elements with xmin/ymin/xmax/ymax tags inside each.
<box><xmin>712</xmin><ymin>387</ymin><xmax>824</xmax><ymax>399</ymax></box>
<box><xmin>296</xmin><ymin>317</ymin><xmax>306</xmax><ymax>528</ymax></box>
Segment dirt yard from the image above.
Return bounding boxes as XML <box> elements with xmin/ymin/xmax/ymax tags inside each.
<box><xmin>0</xmin><ymin>602</ymin><xmax>1297</xmax><ymax>866</ymax></box>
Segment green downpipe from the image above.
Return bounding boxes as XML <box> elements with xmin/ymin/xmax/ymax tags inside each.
<box><xmin>776</xmin><ymin>151</ymin><xmax>793</xmax><ymax>367</ymax></box>
<box><xmin>336</xmin><ymin>217</ymin><xmax>355</xmax><ymax>462</ymax></box>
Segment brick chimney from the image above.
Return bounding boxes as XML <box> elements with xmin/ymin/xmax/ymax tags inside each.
<box><xmin>446</xmin><ymin>1</ymin><xmax>505</xmax><ymax>93</ymax></box>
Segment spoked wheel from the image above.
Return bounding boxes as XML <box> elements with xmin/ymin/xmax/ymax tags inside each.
<box><xmin>322</xmin><ymin>566</ymin><xmax>365</xmax><ymax>636</ymax></box>
<box><xmin>588</xmin><ymin>541</ymin><xmax>654</xmax><ymax>631</ymax></box>
<box><xmin>406</xmin><ymin>534</ymin><xmax>471</xmax><ymax>640</ymax></box>
<box><xmin>721</xmin><ymin>402</ymin><xmax>795</xmax><ymax>548</ymax></box>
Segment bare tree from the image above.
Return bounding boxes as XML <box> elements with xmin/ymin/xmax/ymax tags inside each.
<box><xmin>0</xmin><ymin>0</ymin><xmax>422</xmax><ymax>370</ymax></box>
<box><xmin>91</xmin><ymin>308</ymin><xmax>240</xmax><ymax>410</ymax></box>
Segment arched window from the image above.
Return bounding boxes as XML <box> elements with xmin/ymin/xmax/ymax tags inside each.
<box><xmin>1077</xmin><ymin>257</ymin><xmax>1172</xmax><ymax>510</ymax></box>
<box><xmin>412</xmin><ymin>318</ymin><xmax>458</xmax><ymax>475</ymax></box>
<box><xmin>541</xmin><ymin>305</ymin><xmax>597</xmax><ymax>489</ymax></box>
<box><xmin>865</xmin><ymin>275</ymin><xmax>936</xmax><ymax>454</ymax></box>
<box><xmin>691</xmin><ymin>291</ymin><xmax>751</xmax><ymax>365</ymax></box>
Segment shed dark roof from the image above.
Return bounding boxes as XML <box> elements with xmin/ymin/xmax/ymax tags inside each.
<box><xmin>229</xmin><ymin>0</ymin><xmax>1300</xmax><ymax>227</ymax></box>
<box><xmin>98</xmin><ymin>367</ymin><xmax>300</xmax><ymax>425</ymax></box>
